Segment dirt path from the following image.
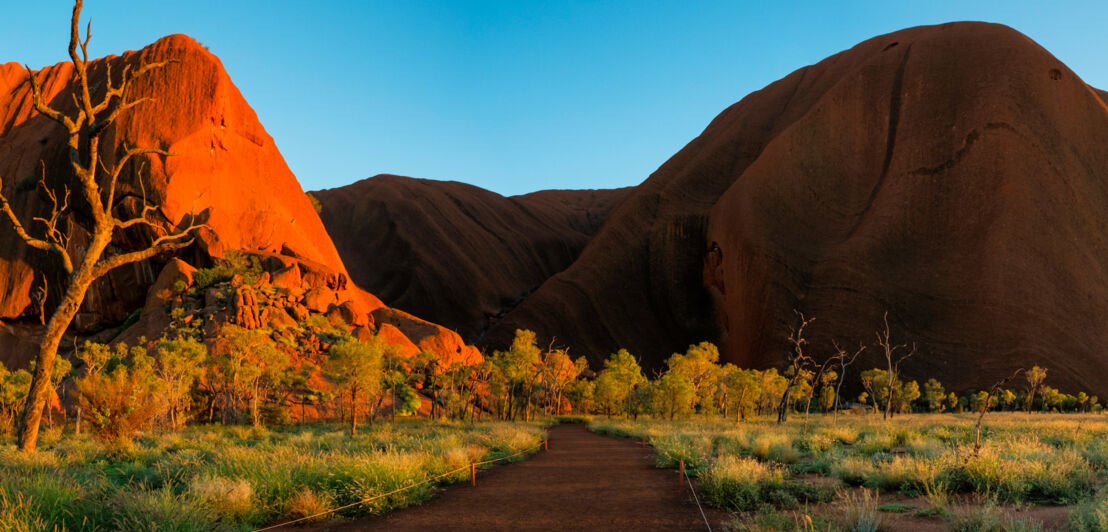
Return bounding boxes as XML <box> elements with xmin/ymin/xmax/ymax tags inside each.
<box><xmin>310</xmin><ymin>423</ymin><xmax>724</xmax><ymax>531</ymax></box>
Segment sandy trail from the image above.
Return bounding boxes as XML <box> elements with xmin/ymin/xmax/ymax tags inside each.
<box><xmin>309</xmin><ymin>423</ymin><xmax>723</xmax><ymax>531</ymax></box>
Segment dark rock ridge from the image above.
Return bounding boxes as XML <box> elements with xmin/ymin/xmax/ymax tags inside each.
<box><xmin>312</xmin><ymin>175</ymin><xmax>630</xmax><ymax>340</ymax></box>
<box><xmin>331</xmin><ymin>22</ymin><xmax>1108</xmax><ymax>395</ymax></box>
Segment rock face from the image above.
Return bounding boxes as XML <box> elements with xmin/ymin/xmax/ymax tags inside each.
<box><xmin>312</xmin><ymin>175</ymin><xmax>629</xmax><ymax>340</ymax></box>
<box><xmin>0</xmin><ymin>34</ymin><xmax>368</xmax><ymax>329</ymax></box>
<box><xmin>0</xmin><ymin>35</ymin><xmax>481</xmax><ymax>367</ymax></box>
<box><xmin>478</xmin><ymin>22</ymin><xmax>1108</xmax><ymax>395</ymax></box>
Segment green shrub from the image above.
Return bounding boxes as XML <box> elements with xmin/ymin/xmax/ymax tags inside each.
<box><xmin>1070</xmin><ymin>491</ymin><xmax>1108</xmax><ymax>532</ymax></box>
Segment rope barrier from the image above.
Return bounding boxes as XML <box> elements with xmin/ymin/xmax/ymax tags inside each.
<box><xmin>682</xmin><ymin>466</ymin><xmax>712</xmax><ymax>532</ymax></box>
<box><xmin>253</xmin><ymin>440</ymin><xmax>545</xmax><ymax>531</ymax></box>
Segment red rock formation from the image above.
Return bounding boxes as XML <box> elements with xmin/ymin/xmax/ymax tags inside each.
<box><xmin>0</xmin><ymin>34</ymin><xmax>370</xmax><ymax>329</ymax></box>
<box><xmin>374</xmin><ymin>323</ymin><xmax>420</xmax><ymax>359</ymax></box>
<box><xmin>0</xmin><ymin>35</ymin><xmax>481</xmax><ymax>367</ymax></box>
<box><xmin>484</xmin><ymin>22</ymin><xmax>1108</xmax><ymax>395</ymax></box>
<box><xmin>370</xmin><ymin>307</ymin><xmax>482</xmax><ymax>367</ymax></box>
<box><xmin>312</xmin><ymin>175</ymin><xmax>629</xmax><ymax>340</ymax></box>
<box><xmin>232</xmin><ymin>286</ymin><xmax>262</xmax><ymax>330</ymax></box>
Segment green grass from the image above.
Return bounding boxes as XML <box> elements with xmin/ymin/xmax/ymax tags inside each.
<box><xmin>877</xmin><ymin>502</ymin><xmax>913</xmax><ymax>513</ymax></box>
<box><xmin>0</xmin><ymin>420</ymin><xmax>544</xmax><ymax>530</ymax></box>
<box><xmin>590</xmin><ymin>413</ymin><xmax>1108</xmax><ymax>515</ymax></box>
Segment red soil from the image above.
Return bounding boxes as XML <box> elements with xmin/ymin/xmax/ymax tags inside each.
<box><xmin>309</xmin><ymin>424</ymin><xmax>724</xmax><ymax>531</ymax></box>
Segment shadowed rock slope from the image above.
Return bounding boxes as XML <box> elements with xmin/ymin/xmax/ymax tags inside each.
<box><xmin>0</xmin><ymin>35</ymin><xmax>479</xmax><ymax>367</ymax></box>
<box><xmin>482</xmin><ymin>22</ymin><xmax>1108</xmax><ymax>394</ymax></box>
<box><xmin>313</xmin><ymin>175</ymin><xmax>629</xmax><ymax>340</ymax></box>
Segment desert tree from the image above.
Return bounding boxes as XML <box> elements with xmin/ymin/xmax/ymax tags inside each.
<box><xmin>666</xmin><ymin>342</ymin><xmax>723</xmax><ymax>414</ymax></box>
<box><xmin>1024</xmin><ymin>365</ymin><xmax>1048</xmax><ymax>412</ymax></box>
<box><xmin>0</xmin><ymin>364</ymin><xmax>32</xmax><ymax>433</ymax></box>
<box><xmin>648</xmin><ymin>371</ymin><xmax>697</xmax><ymax>420</ymax></box>
<box><xmin>874</xmin><ymin>312</ymin><xmax>915</xmax><ymax>420</ymax></box>
<box><xmin>802</xmin><ymin>348</ymin><xmax>846</xmax><ymax>433</ymax></box>
<box><xmin>324</xmin><ymin>336</ymin><xmax>390</xmax><ymax>436</ymax></box>
<box><xmin>831</xmin><ymin>340</ymin><xmax>866</xmax><ymax>417</ymax></box>
<box><xmin>6</xmin><ymin>0</ymin><xmax>206</xmax><ymax>451</ymax></box>
<box><xmin>594</xmin><ymin>348</ymin><xmax>646</xmax><ymax>417</ymax></box>
<box><xmin>758</xmin><ymin>369</ymin><xmax>787</xmax><ymax>416</ymax></box>
<box><xmin>540</xmin><ymin>347</ymin><xmax>586</xmax><ymax>415</ymax></box>
<box><xmin>817</xmin><ymin>372</ymin><xmax>837</xmax><ymax>413</ymax></box>
<box><xmin>718</xmin><ymin>364</ymin><xmax>760</xmax><ymax>421</ymax></box>
<box><xmin>488</xmin><ymin>329</ymin><xmax>544</xmax><ymax>420</ymax></box>
<box><xmin>151</xmin><ymin>335</ymin><xmax>207</xmax><ymax>429</ymax></box>
<box><xmin>922</xmin><ymin>378</ymin><xmax>946</xmax><ymax>413</ymax></box>
<box><xmin>74</xmin><ymin>342</ymin><xmax>162</xmax><ymax>449</ymax></box>
<box><xmin>777</xmin><ymin>311</ymin><xmax>814</xmax><ymax>423</ymax></box>
<box><xmin>220</xmin><ymin>325</ymin><xmax>289</xmax><ymax>427</ymax></box>
<box><xmin>973</xmin><ymin>369</ymin><xmax>1023</xmax><ymax>457</ymax></box>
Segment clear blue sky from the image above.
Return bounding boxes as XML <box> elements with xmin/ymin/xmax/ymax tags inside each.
<box><xmin>2</xmin><ymin>1</ymin><xmax>1106</xmax><ymax>196</ymax></box>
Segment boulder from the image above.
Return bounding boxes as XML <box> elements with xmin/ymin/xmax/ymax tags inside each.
<box><xmin>375</xmin><ymin>322</ymin><xmax>420</xmax><ymax>358</ymax></box>
<box><xmin>303</xmin><ymin>287</ymin><xmax>336</xmax><ymax>314</ymax></box>
<box><xmin>370</xmin><ymin>307</ymin><xmax>482</xmax><ymax>366</ymax></box>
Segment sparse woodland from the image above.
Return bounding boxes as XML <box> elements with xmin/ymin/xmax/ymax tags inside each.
<box><xmin>3</xmin><ymin>271</ymin><xmax>1107</xmax><ymax>529</ymax></box>
<box><xmin>3</xmin><ymin>1</ymin><xmax>1108</xmax><ymax>531</ymax></box>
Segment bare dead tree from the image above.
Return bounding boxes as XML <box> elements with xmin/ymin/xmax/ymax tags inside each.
<box><xmin>974</xmin><ymin>369</ymin><xmax>1024</xmax><ymax>457</ymax></box>
<box><xmin>777</xmin><ymin>311</ymin><xmax>814</xmax><ymax>424</ymax></box>
<box><xmin>6</xmin><ymin>0</ymin><xmax>205</xmax><ymax>451</ymax></box>
<box><xmin>832</xmin><ymin>340</ymin><xmax>866</xmax><ymax>418</ymax></box>
<box><xmin>875</xmin><ymin>312</ymin><xmax>915</xmax><ymax>421</ymax></box>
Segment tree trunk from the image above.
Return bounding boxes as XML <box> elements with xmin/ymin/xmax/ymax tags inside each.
<box><xmin>777</xmin><ymin>380</ymin><xmax>796</xmax><ymax>423</ymax></box>
<box><xmin>525</xmin><ymin>385</ymin><xmax>533</xmax><ymax>422</ymax></box>
<box><xmin>251</xmin><ymin>383</ymin><xmax>261</xmax><ymax>427</ymax></box>
<box><xmin>350</xmin><ymin>388</ymin><xmax>358</xmax><ymax>437</ymax></box>
<box><xmin>803</xmin><ymin>393</ymin><xmax>815</xmax><ymax>436</ymax></box>
<box><xmin>834</xmin><ymin>374</ymin><xmax>846</xmax><ymax>418</ymax></box>
<box><xmin>18</xmin><ymin>235</ymin><xmax>108</xmax><ymax>451</ymax></box>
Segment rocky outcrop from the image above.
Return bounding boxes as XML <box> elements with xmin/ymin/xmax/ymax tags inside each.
<box><xmin>370</xmin><ymin>307</ymin><xmax>482</xmax><ymax>367</ymax></box>
<box><xmin>478</xmin><ymin>22</ymin><xmax>1108</xmax><ymax>395</ymax></box>
<box><xmin>232</xmin><ymin>286</ymin><xmax>263</xmax><ymax>330</ymax></box>
<box><xmin>0</xmin><ymin>35</ymin><xmax>482</xmax><ymax>368</ymax></box>
<box><xmin>312</xmin><ymin>175</ymin><xmax>629</xmax><ymax>340</ymax></box>
<box><xmin>0</xmin><ymin>34</ymin><xmax>366</xmax><ymax>330</ymax></box>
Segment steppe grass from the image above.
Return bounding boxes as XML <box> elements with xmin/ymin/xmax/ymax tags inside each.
<box><xmin>591</xmin><ymin>413</ymin><xmax>1108</xmax><ymax>519</ymax></box>
<box><xmin>0</xmin><ymin>420</ymin><xmax>544</xmax><ymax>530</ymax></box>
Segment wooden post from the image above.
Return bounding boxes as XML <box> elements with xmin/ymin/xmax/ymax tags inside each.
<box><xmin>543</xmin><ymin>438</ymin><xmax>549</xmax><ymax>451</ymax></box>
<box><xmin>678</xmin><ymin>459</ymin><xmax>685</xmax><ymax>486</ymax></box>
<box><xmin>471</xmin><ymin>463</ymin><xmax>477</xmax><ymax>487</ymax></box>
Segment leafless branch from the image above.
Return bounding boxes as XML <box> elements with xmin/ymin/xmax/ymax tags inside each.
<box><xmin>974</xmin><ymin>368</ymin><xmax>1024</xmax><ymax>456</ymax></box>
<box><xmin>35</xmin><ymin>274</ymin><xmax>47</xmax><ymax>326</ymax></box>
<box><xmin>91</xmin><ymin>220</ymin><xmax>207</xmax><ymax>279</ymax></box>
<box><xmin>91</xmin><ymin>60</ymin><xmax>168</xmax><ymax>116</ymax></box>
<box><xmin>0</xmin><ymin>176</ymin><xmax>74</xmax><ymax>274</ymax></box>
<box><xmin>29</xmin><ymin>164</ymin><xmax>71</xmax><ymax>251</ymax></box>
<box><xmin>24</xmin><ymin>67</ymin><xmax>77</xmax><ymax>132</ymax></box>
<box><xmin>105</xmin><ymin>146</ymin><xmax>171</xmax><ymax>213</ymax></box>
